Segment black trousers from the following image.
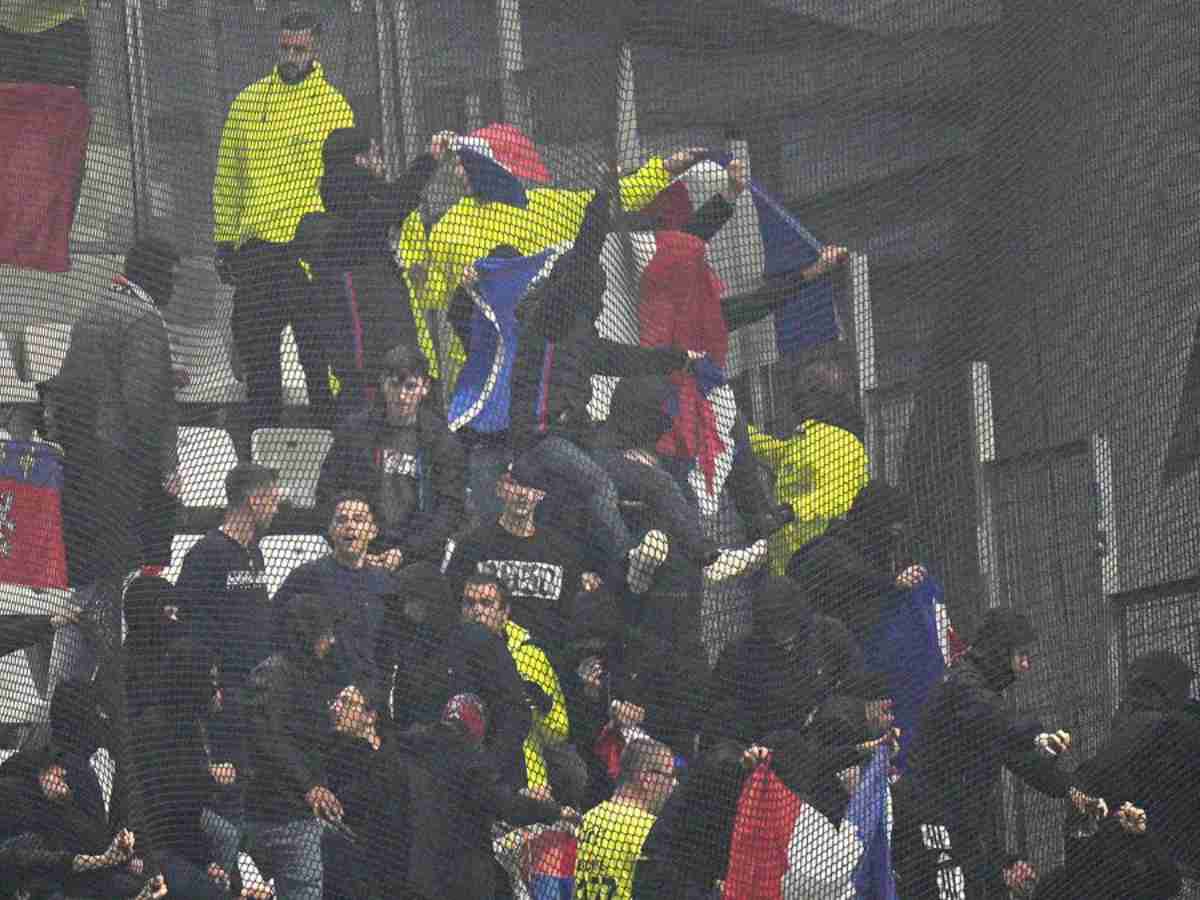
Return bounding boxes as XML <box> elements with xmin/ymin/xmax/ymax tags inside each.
<box><xmin>230</xmin><ymin>241</ymin><xmax>337</xmax><ymax>432</ymax></box>
<box><xmin>0</xmin><ymin>18</ymin><xmax>90</xmax><ymax>93</ymax></box>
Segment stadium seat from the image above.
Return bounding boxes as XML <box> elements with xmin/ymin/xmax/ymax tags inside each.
<box><xmin>23</xmin><ymin>322</ymin><xmax>72</xmax><ymax>384</ymax></box>
<box><xmin>260</xmin><ymin>534</ymin><xmax>330</xmax><ymax>598</ymax></box>
<box><xmin>251</xmin><ymin>428</ymin><xmax>333</xmax><ymax>509</ymax></box>
<box><xmin>0</xmin><ymin>336</ymin><xmax>38</xmax><ymax>404</ymax></box>
<box><xmin>176</xmin><ymin>427</ymin><xmax>239</xmax><ymax>508</ymax></box>
<box><xmin>280</xmin><ymin>324</ymin><xmax>308</xmax><ymax>407</ymax></box>
<box><xmin>0</xmin><ymin>583</ymin><xmax>74</xmax><ymax>725</ymax></box>
<box><xmin>162</xmin><ymin>533</ymin><xmax>205</xmax><ymax>584</ymax></box>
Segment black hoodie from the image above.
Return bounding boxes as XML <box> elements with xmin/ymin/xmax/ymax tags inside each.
<box><xmin>244</xmin><ymin>594</ymin><xmax>342</xmax><ymax>824</ymax></box>
<box><xmin>899</xmin><ymin>608</ymin><xmax>1073</xmax><ymax>890</ymax></box>
<box><xmin>786</xmin><ymin>481</ymin><xmax>913</xmax><ymax>647</ymax></box>
<box><xmin>293</xmin><ymin>128</ymin><xmax>438</xmax><ymax>388</ymax></box>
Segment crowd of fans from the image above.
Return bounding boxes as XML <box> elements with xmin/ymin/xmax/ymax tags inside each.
<box><xmin>0</xmin><ymin>6</ymin><xmax>1197</xmax><ymax>900</ymax></box>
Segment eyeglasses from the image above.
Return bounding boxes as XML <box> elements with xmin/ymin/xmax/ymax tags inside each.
<box><xmin>641</xmin><ymin>768</ymin><xmax>677</xmax><ymax>781</ymax></box>
<box><xmin>382</xmin><ymin>373</ymin><xmax>424</xmax><ymax>391</ymax></box>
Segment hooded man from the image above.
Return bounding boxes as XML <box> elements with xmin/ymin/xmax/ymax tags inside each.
<box><xmin>786</xmin><ymin>481</ymin><xmax>925</xmax><ymax>648</ymax></box>
<box><xmin>1065</xmin><ymin>650</ymin><xmax>1200</xmax><ymax>874</ymax></box>
<box><xmin>44</xmin><ymin>238</ymin><xmax>181</xmax><ymax>588</ymax></box>
<box><xmin>893</xmin><ymin>608</ymin><xmax>1094</xmax><ymax>900</ymax></box>
<box><xmin>705</xmin><ymin>573</ymin><xmax>864</xmax><ymax>747</ymax></box>
<box><xmin>243</xmin><ymin>592</ymin><xmax>344</xmax><ymax>900</ymax></box>
<box><xmin>294</xmin><ymin>130</ymin><xmax>441</xmax><ymax>412</ymax></box>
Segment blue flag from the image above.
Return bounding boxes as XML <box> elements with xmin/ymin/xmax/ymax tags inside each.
<box><xmin>862</xmin><ymin>575</ymin><xmax>947</xmax><ymax>773</ymax></box>
<box><xmin>849</xmin><ymin>745</ymin><xmax>899</xmax><ymax>900</ymax></box>
<box><xmin>448</xmin><ymin>249</ymin><xmax>558</xmax><ymax>433</ymax></box>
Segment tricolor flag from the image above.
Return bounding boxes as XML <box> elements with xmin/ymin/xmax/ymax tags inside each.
<box><xmin>637</xmin><ymin>154</ymin><xmax>841</xmax><ymax>375</ymax></box>
<box><xmin>0</xmin><ymin>441</ymin><xmax>68</xmax><ymax>589</ymax></box>
<box><xmin>724</xmin><ymin>750</ymin><xmax>896</xmax><ymax>900</ymax></box>
<box><xmin>0</xmin><ymin>84</ymin><xmax>90</xmax><ymax>272</ymax></box>
<box><xmin>454</xmin><ymin>123</ymin><xmax>552</xmax><ymax>208</ymax></box>
<box><xmin>524</xmin><ymin>829</ymin><xmax>578</xmax><ymax>900</ymax></box>
<box><xmin>861</xmin><ymin>575</ymin><xmax>965</xmax><ymax>773</ymax></box>
<box><xmin>447</xmin><ymin>247</ymin><xmax>565</xmax><ymax>433</ymax></box>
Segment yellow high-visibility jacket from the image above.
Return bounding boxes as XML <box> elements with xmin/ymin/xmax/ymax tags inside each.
<box><xmin>749</xmin><ymin>420</ymin><xmax>869</xmax><ymax>574</ymax></box>
<box><xmin>213</xmin><ymin>62</ymin><xmax>353</xmax><ymax>247</ymax></box>
<box><xmin>398</xmin><ymin>157</ymin><xmax>671</xmax><ymax>382</ymax></box>
<box><xmin>505</xmin><ymin>619</ymin><xmax>569</xmax><ymax>791</ymax></box>
<box><xmin>0</xmin><ymin>1</ymin><xmax>86</xmax><ymax>32</ymax></box>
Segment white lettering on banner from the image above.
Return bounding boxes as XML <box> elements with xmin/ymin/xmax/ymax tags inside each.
<box><xmin>477</xmin><ymin>559</ymin><xmax>564</xmax><ymax>602</ymax></box>
<box><xmin>226</xmin><ymin>570</ymin><xmax>268</xmax><ymax>590</ymax></box>
<box><xmin>381</xmin><ymin>449</ymin><xmax>418</xmax><ymax>478</ymax></box>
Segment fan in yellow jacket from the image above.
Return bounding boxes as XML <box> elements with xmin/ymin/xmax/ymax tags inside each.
<box><xmin>749</xmin><ymin>420</ymin><xmax>869</xmax><ymax>575</ymax></box>
<box><xmin>397</xmin><ymin>140</ymin><xmax>711</xmax><ymax>384</ymax></box>
<box><xmin>211</xmin><ymin>11</ymin><xmax>354</xmax><ymax>433</ymax></box>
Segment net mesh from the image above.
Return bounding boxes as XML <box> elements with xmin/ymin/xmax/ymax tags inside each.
<box><xmin>0</xmin><ymin>1</ymin><xmax>1196</xmax><ymax>898</ymax></box>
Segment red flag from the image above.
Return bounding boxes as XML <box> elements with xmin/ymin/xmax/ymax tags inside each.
<box><xmin>0</xmin><ymin>442</ymin><xmax>68</xmax><ymax>589</ymax></box>
<box><xmin>722</xmin><ymin>760</ymin><xmax>804</xmax><ymax>900</ymax></box>
<box><xmin>0</xmin><ymin>84</ymin><xmax>90</xmax><ymax>272</ymax></box>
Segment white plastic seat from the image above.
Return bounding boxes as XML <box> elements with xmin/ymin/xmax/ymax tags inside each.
<box><xmin>163</xmin><ymin>533</ymin><xmax>205</xmax><ymax>584</ymax></box>
<box><xmin>251</xmin><ymin>428</ymin><xmax>334</xmax><ymax>509</ymax></box>
<box><xmin>24</xmin><ymin>322</ymin><xmax>73</xmax><ymax>384</ymax></box>
<box><xmin>177</xmin><ymin>427</ymin><xmax>239</xmax><ymax>508</ymax></box>
<box><xmin>260</xmin><ymin>534</ymin><xmax>330</xmax><ymax>598</ymax></box>
<box><xmin>280</xmin><ymin>324</ymin><xmax>309</xmax><ymax>407</ymax></box>
<box><xmin>0</xmin><ymin>336</ymin><xmax>38</xmax><ymax>404</ymax></box>
<box><xmin>0</xmin><ymin>583</ymin><xmax>74</xmax><ymax>724</ymax></box>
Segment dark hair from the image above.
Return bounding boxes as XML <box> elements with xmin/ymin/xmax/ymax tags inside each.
<box><xmin>327</xmin><ymin>491</ymin><xmax>376</xmax><ymax>524</ymax></box>
<box><xmin>124</xmin><ymin>238</ymin><xmax>180</xmax><ymax>307</ymax></box>
<box><xmin>224</xmin><ymin>463</ymin><xmax>278</xmax><ymax>509</ymax></box>
<box><xmin>462</xmin><ymin>574</ymin><xmax>510</xmax><ymax>609</ymax></box>
<box><xmin>378</xmin><ymin>344</ymin><xmax>430</xmax><ymax>383</ymax></box>
<box><xmin>280</xmin><ymin>10</ymin><xmax>322</xmax><ymax>36</ymax></box>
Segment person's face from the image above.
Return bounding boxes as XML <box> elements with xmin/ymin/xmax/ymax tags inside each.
<box><xmin>38</xmin><ymin>764</ymin><xmax>71</xmax><ymax>803</ymax></box>
<box><xmin>314</xmin><ymin>630</ymin><xmax>336</xmax><ymax>660</ymax></box>
<box><xmin>381</xmin><ymin>371</ymin><xmax>430</xmax><ymax>419</ymax></box>
<box><xmin>865</xmin><ymin>698</ymin><xmax>895</xmax><ymax>737</ymax></box>
<box><xmin>497</xmin><ymin>473</ymin><xmax>545</xmax><ymax>519</ymax></box>
<box><xmin>277</xmin><ymin>29</ymin><xmax>317</xmax><ymax>82</ymax></box>
<box><xmin>329</xmin><ymin>685</ymin><xmax>374</xmax><ymax>736</ymax></box>
<box><xmin>1011</xmin><ymin>649</ymin><xmax>1033</xmax><ymax>676</ymax></box>
<box><xmin>248</xmin><ymin>482</ymin><xmax>282</xmax><ymax>529</ymax></box>
<box><xmin>330</xmin><ymin>500</ymin><xmax>378</xmax><ymax>561</ymax></box>
<box><xmin>640</xmin><ymin>751</ymin><xmax>678</xmax><ymax>814</ymax></box>
<box><xmin>461</xmin><ymin>582</ymin><xmax>508</xmax><ymax>636</ymax></box>
<box><xmin>355</xmin><ymin>139</ymin><xmax>386</xmax><ymax>179</ymax></box>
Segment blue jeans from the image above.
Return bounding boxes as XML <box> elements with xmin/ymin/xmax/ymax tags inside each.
<box><xmin>246</xmin><ymin>818</ymin><xmax>326</xmax><ymax>900</ymax></box>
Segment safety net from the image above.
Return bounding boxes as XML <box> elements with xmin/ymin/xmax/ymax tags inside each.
<box><xmin>0</xmin><ymin>0</ymin><xmax>1196</xmax><ymax>898</ymax></box>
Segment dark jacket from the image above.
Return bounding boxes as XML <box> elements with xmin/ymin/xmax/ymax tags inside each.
<box><xmin>295</xmin><ymin>142</ymin><xmax>438</xmax><ymax>381</ymax></box>
<box><xmin>786</xmin><ymin>482</ymin><xmax>912</xmax><ymax>647</ymax></box>
<box><xmin>447</xmin><ymin>192</ymin><xmax>688</xmax><ymax>457</ymax></box>
<box><xmin>316</xmin><ymin>403</ymin><xmax>466</xmax><ymax>563</ymax></box>
<box><xmin>1035</xmin><ymin>818</ymin><xmax>1181</xmax><ymax>900</ymax></box>
<box><xmin>244</xmin><ymin>599</ymin><xmax>341</xmax><ymax>824</ymax></box>
<box><xmin>901</xmin><ymin>641</ymin><xmax>1073</xmax><ymax>888</ymax></box>
<box><xmin>45</xmin><ymin>279</ymin><xmax>178</xmax><ymax>583</ymax></box>
<box><xmin>391</xmin><ymin>622</ymin><xmax>531</xmax><ymax>791</ymax></box>
<box><xmin>401</xmin><ymin>723</ymin><xmax>562</xmax><ymax>900</ymax></box>
<box><xmin>128</xmin><ymin>639</ymin><xmax>219</xmax><ymax>871</ymax></box>
<box><xmin>1071</xmin><ymin>652</ymin><xmax>1200</xmax><ymax>871</ymax></box>
<box><xmin>704</xmin><ymin>614</ymin><xmax>863</xmax><ymax>747</ymax></box>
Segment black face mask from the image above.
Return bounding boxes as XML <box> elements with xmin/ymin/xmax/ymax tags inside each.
<box><xmin>278</xmin><ymin>60</ymin><xmax>315</xmax><ymax>85</ymax></box>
